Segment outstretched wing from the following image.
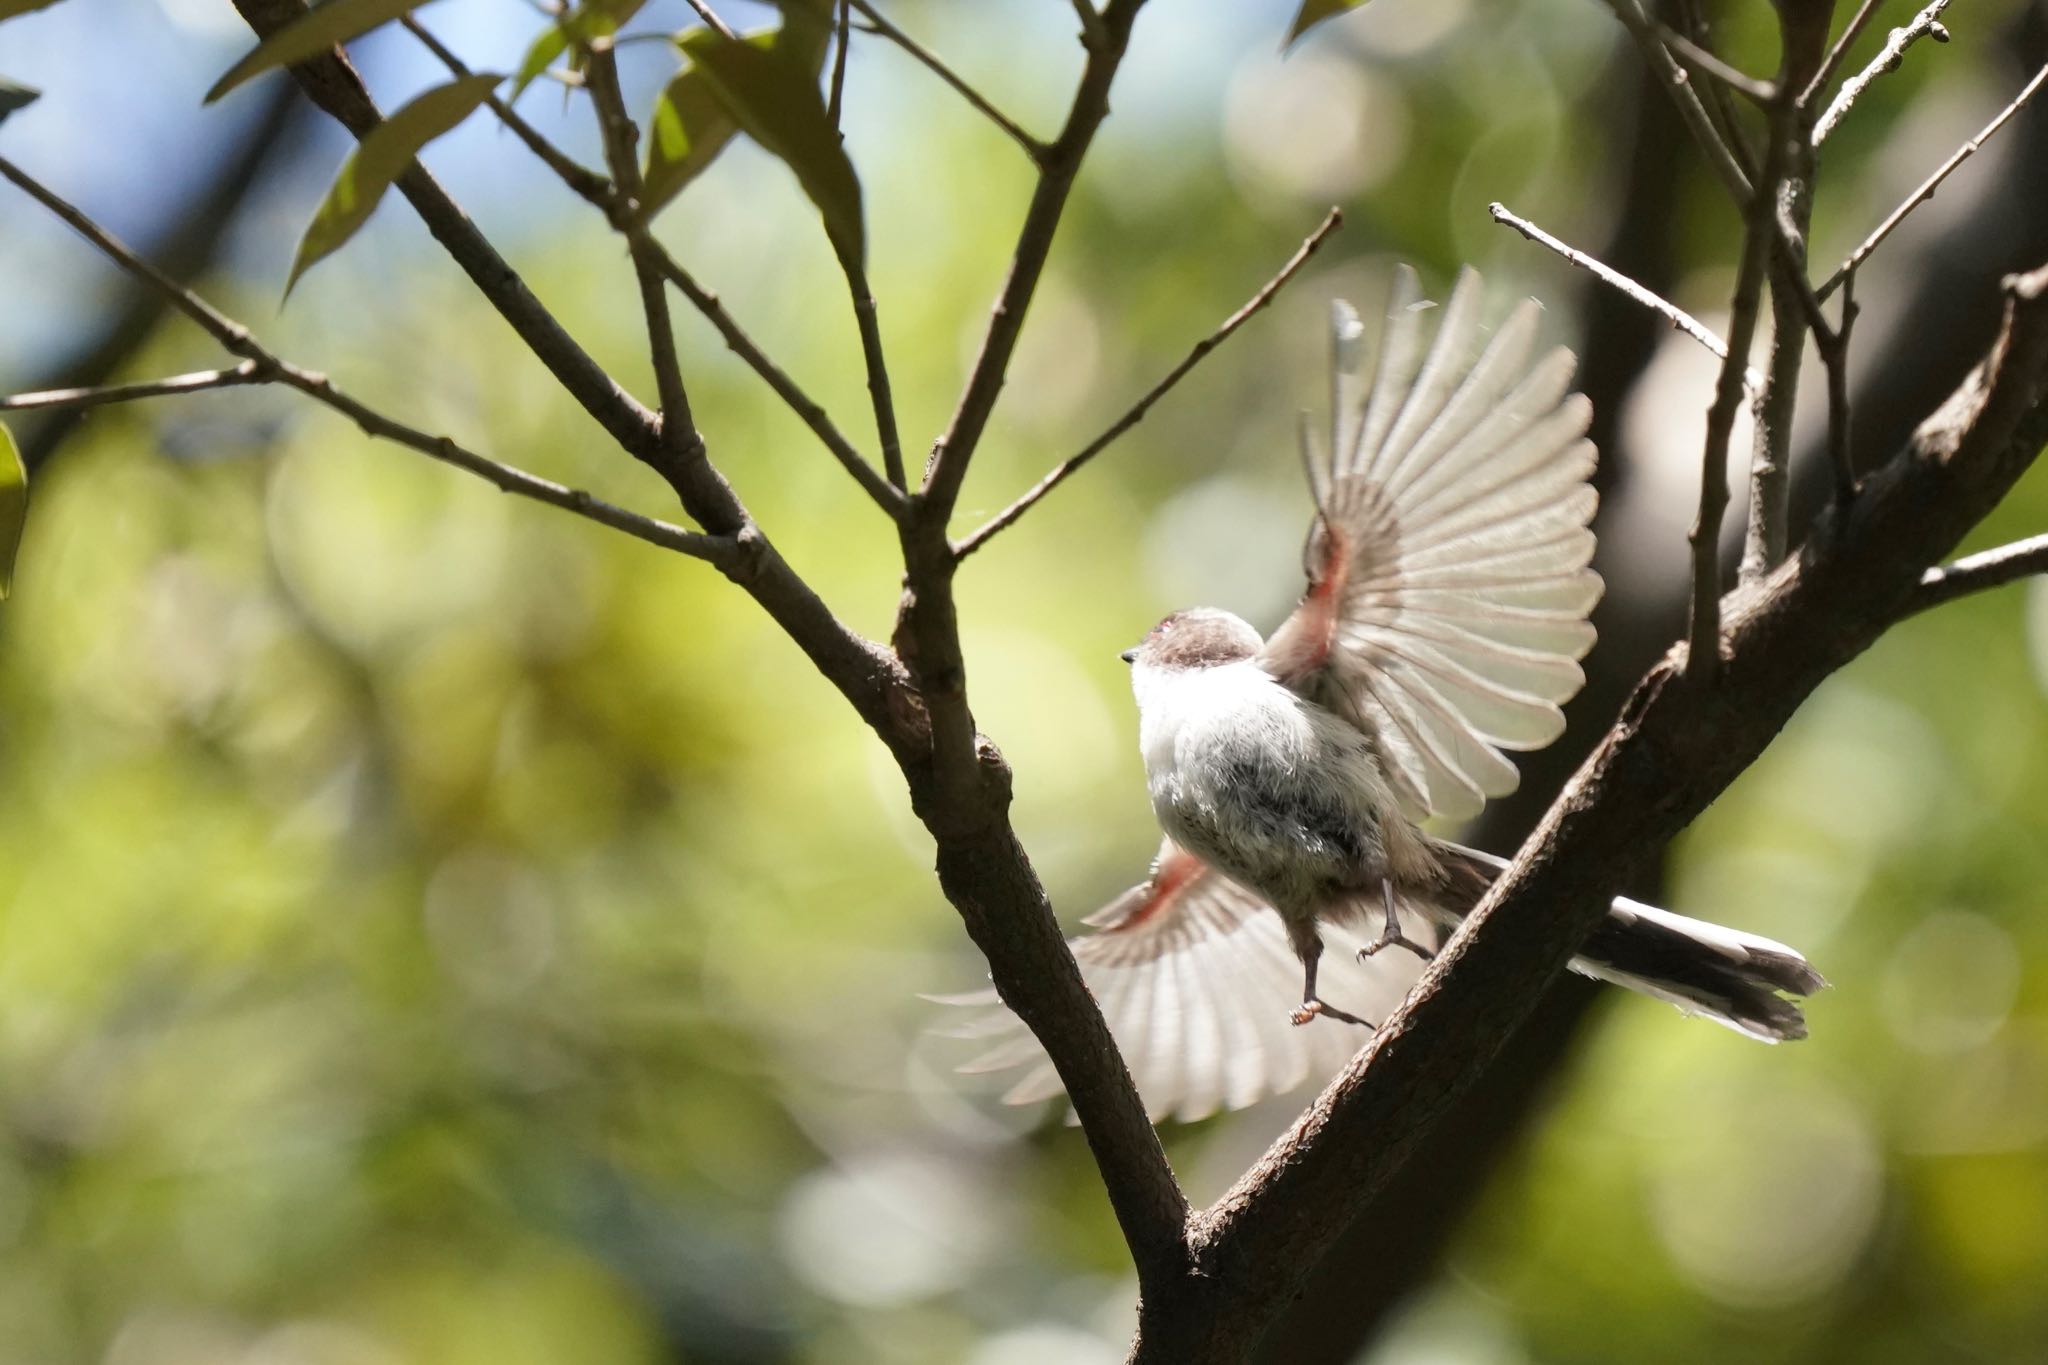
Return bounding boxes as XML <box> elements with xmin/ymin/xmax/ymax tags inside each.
<box><xmin>934</xmin><ymin>842</ymin><xmax>1432</xmax><ymax>1123</ymax></box>
<box><xmin>1262</xmin><ymin>266</ymin><xmax>1602</xmax><ymax>824</ymax></box>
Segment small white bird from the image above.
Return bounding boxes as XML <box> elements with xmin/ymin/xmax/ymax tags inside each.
<box><xmin>944</xmin><ymin>266</ymin><xmax>1823</xmax><ymax>1123</ymax></box>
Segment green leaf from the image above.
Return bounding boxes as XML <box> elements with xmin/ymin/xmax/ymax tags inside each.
<box><xmin>0</xmin><ymin>420</ymin><xmax>26</xmax><ymax>600</ymax></box>
<box><xmin>677</xmin><ymin>28</ymin><xmax>864</xmax><ymax>265</ymax></box>
<box><xmin>508</xmin><ymin>0</ymin><xmax>647</xmax><ymax>101</ymax></box>
<box><xmin>0</xmin><ymin>77</ymin><xmax>37</xmax><ymax>127</ymax></box>
<box><xmin>205</xmin><ymin>0</ymin><xmax>444</xmax><ymax>105</ymax></box>
<box><xmin>640</xmin><ymin>65</ymin><xmax>740</xmax><ymax>218</ymax></box>
<box><xmin>642</xmin><ymin>12</ymin><xmax>832</xmax><ymax>222</ymax></box>
<box><xmin>0</xmin><ymin>0</ymin><xmax>65</xmax><ymax>22</ymax></box>
<box><xmin>286</xmin><ymin>71</ymin><xmax>500</xmax><ymax>293</ymax></box>
<box><xmin>1284</xmin><ymin>0</ymin><xmax>1372</xmax><ymax>49</ymax></box>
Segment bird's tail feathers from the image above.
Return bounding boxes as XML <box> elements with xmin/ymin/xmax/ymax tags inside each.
<box><xmin>1434</xmin><ymin>842</ymin><xmax>1825</xmax><ymax>1043</ymax></box>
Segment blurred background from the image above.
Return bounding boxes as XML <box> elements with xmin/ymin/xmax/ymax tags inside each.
<box><xmin>3</xmin><ymin>0</ymin><xmax>2048</xmax><ymax>1361</ymax></box>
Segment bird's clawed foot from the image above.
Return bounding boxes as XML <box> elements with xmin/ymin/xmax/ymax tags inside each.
<box><xmin>1356</xmin><ymin>926</ymin><xmax>1434</xmax><ymax>963</ymax></box>
<box><xmin>1357</xmin><ymin>877</ymin><xmax>1434</xmax><ymax>963</ymax></box>
<box><xmin>1290</xmin><ymin>998</ymin><xmax>1374</xmax><ymax>1028</ymax></box>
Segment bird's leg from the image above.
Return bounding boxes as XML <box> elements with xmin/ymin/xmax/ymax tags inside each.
<box><xmin>1288</xmin><ymin>932</ymin><xmax>1374</xmax><ymax>1028</ymax></box>
<box><xmin>1357</xmin><ymin>877</ymin><xmax>1434</xmax><ymax>963</ymax></box>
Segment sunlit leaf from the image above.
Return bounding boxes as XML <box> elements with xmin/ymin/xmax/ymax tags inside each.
<box><xmin>772</xmin><ymin>0</ymin><xmax>834</xmax><ymax>73</ymax></box>
<box><xmin>1284</xmin><ymin>0</ymin><xmax>1373</xmax><ymax>49</ymax></box>
<box><xmin>641</xmin><ymin>9</ymin><xmax>832</xmax><ymax>222</ymax></box>
<box><xmin>286</xmin><ymin>72</ymin><xmax>500</xmax><ymax>294</ymax></box>
<box><xmin>0</xmin><ymin>420</ymin><xmax>26</xmax><ymax>599</ymax></box>
<box><xmin>0</xmin><ymin>0</ymin><xmax>65</xmax><ymax>21</ymax></box>
<box><xmin>677</xmin><ymin>27</ymin><xmax>864</xmax><ymax>264</ymax></box>
<box><xmin>0</xmin><ymin>76</ymin><xmax>37</xmax><ymax>126</ymax></box>
<box><xmin>508</xmin><ymin>0</ymin><xmax>647</xmax><ymax>101</ymax></box>
<box><xmin>205</xmin><ymin>0</ymin><xmax>444</xmax><ymax>104</ymax></box>
<box><xmin>640</xmin><ymin>65</ymin><xmax>739</xmax><ymax>218</ymax></box>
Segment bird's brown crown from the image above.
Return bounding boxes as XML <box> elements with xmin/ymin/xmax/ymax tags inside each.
<box><xmin>1128</xmin><ymin>608</ymin><xmax>1263</xmax><ymax>670</ymax></box>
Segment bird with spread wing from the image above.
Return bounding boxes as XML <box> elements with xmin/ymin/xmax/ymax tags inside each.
<box><xmin>940</xmin><ymin>267</ymin><xmax>1823</xmax><ymax>1123</ymax></box>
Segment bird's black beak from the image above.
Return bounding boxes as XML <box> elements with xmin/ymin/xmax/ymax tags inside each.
<box><xmin>1119</xmin><ymin>647</ymin><xmax>1138</xmax><ymax>664</ymax></box>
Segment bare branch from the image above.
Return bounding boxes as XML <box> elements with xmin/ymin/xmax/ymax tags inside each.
<box><xmin>1804</xmin><ymin>0</ymin><xmax>1886</xmax><ymax>107</ymax></box>
<box><xmin>1692</xmin><ymin>183</ymin><xmax>1775</xmax><ymax>680</ymax></box>
<box><xmin>1821</xmin><ymin>60</ymin><xmax>2048</xmax><ymax>299</ymax></box>
<box><xmin>848</xmin><ymin>0</ymin><xmax>1045</xmax><ymax>160</ymax></box>
<box><xmin>828</xmin><ymin>0</ymin><xmax>851</xmax><ymax>127</ymax></box>
<box><xmin>1488</xmin><ymin>201</ymin><xmax>1756</xmax><ymax>389</ymax></box>
<box><xmin>586</xmin><ymin>43</ymin><xmax>701</xmax><ymax>456</ymax></box>
<box><xmin>1656</xmin><ymin>22</ymin><xmax>1776</xmax><ymax>105</ymax></box>
<box><xmin>1825</xmin><ymin>271</ymin><xmax>1860</xmax><ymax>501</ymax></box>
<box><xmin>955</xmin><ymin>207</ymin><xmax>1343</xmax><ymax>558</ymax></box>
<box><xmin>1813</xmin><ymin>0</ymin><xmax>1951</xmax><ymax>145</ymax></box>
<box><xmin>0</xmin><ymin>363</ymin><xmax>265</xmax><ymax>412</ymax></box>
<box><xmin>0</xmin><ymin>157</ymin><xmax>735</xmax><ymax>566</ymax></box>
<box><xmin>1742</xmin><ymin>0</ymin><xmax>1837</xmax><ymax>584</ymax></box>
<box><xmin>1909</xmin><ymin>531</ymin><xmax>2048</xmax><ymax>615</ymax></box>
<box><xmin>840</xmin><ymin>252</ymin><xmax>908</xmax><ymax>490</ymax></box>
<box><xmin>655</xmin><ymin>254</ymin><xmax>906</xmax><ymax>517</ymax></box>
<box><xmin>683</xmin><ymin>0</ymin><xmax>738</xmax><ymax>43</ymax></box>
<box><xmin>402</xmin><ymin>15</ymin><xmax>612</xmax><ymax>208</ymax></box>
<box><xmin>1599</xmin><ymin>0</ymin><xmax>1754</xmax><ymax>203</ymax></box>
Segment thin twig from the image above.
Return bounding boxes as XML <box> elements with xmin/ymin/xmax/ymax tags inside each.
<box><xmin>1488</xmin><ymin>202</ymin><xmax>1759</xmax><ymax>391</ymax></box>
<box><xmin>655</xmin><ymin>254</ymin><xmax>905</xmax><ymax>515</ymax></box>
<box><xmin>1820</xmin><ymin>60</ymin><xmax>2048</xmax><ymax>298</ymax></box>
<box><xmin>0</xmin><ymin>363</ymin><xmax>265</xmax><ymax>411</ymax></box>
<box><xmin>837</xmin><ymin>250</ymin><xmax>908</xmax><ymax>490</ymax></box>
<box><xmin>587</xmin><ymin>42</ymin><xmax>709</xmax><ymax>498</ymax></box>
<box><xmin>847</xmin><ymin>0</ymin><xmax>1044</xmax><ymax>159</ymax></box>
<box><xmin>1804</xmin><ymin>0</ymin><xmax>1886</xmax><ymax>107</ymax></box>
<box><xmin>1741</xmin><ymin>0</ymin><xmax>1834</xmax><ymax>584</ymax></box>
<box><xmin>955</xmin><ymin>207</ymin><xmax>1343</xmax><ymax>558</ymax></box>
<box><xmin>1813</xmin><ymin>0</ymin><xmax>1950</xmax><ymax>145</ymax></box>
<box><xmin>1689</xmin><ymin>169</ymin><xmax>1775</xmax><ymax>681</ymax></box>
<box><xmin>1656</xmin><ymin>22</ymin><xmax>1776</xmax><ymax>105</ymax></box>
<box><xmin>403</xmin><ymin>14</ymin><xmax>612</xmax><ymax>207</ymax></box>
<box><xmin>0</xmin><ymin>154</ymin><xmax>733</xmax><ymax>565</ymax></box>
<box><xmin>1910</xmin><ymin>531</ymin><xmax>2048</xmax><ymax>614</ymax></box>
<box><xmin>1600</xmin><ymin>0</ymin><xmax>1754</xmax><ymax>203</ymax></box>
<box><xmin>404</xmin><ymin>11</ymin><xmax>899</xmax><ymax>516</ymax></box>
<box><xmin>828</xmin><ymin>0</ymin><xmax>851</xmax><ymax>127</ymax></box>
<box><xmin>1826</xmin><ymin>271</ymin><xmax>1859</xmax><ymax>500</ymax></box>
<box><xmin>683</xmin><ymin>0</ymin><xmax>738</xmax><ymax>42</ymax></box>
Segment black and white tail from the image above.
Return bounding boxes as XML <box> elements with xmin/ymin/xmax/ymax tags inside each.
<box><xmin>1436</xmin><ymin>843</ymin><xmax>1825</xmax><ymax>1042</ymax></box>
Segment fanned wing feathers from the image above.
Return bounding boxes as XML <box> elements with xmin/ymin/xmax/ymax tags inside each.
<box><xmin>1264</xmin><ymin>266</ymin><xmax>1603</xmax><ymax>824</ymax></box>
<box><xmin>938</xmin><ymin>843</ymin><xmax>1433</xmax><ymax>1122</ymax></box>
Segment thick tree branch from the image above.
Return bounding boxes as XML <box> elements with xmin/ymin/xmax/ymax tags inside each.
<box><xmin>955</xmin><ymin>206</ymin><xmax>1342</xmax><ymax>558</ymax></box>
<box><xmin>1130</xmin><ymin>259</ymin><xmax>2048</xmax><ymax>1363</ymax></box>
<box><xmin>878</xmin><ymin>0</ymin><xmax>1190</xmax><ymax>1289</ymax></box>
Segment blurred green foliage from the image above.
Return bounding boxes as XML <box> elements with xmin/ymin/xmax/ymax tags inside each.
<box><xmin>2</xmin><ymin>1</ymin><xmax>2047</xmax><ymax>1362</ymax></box>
